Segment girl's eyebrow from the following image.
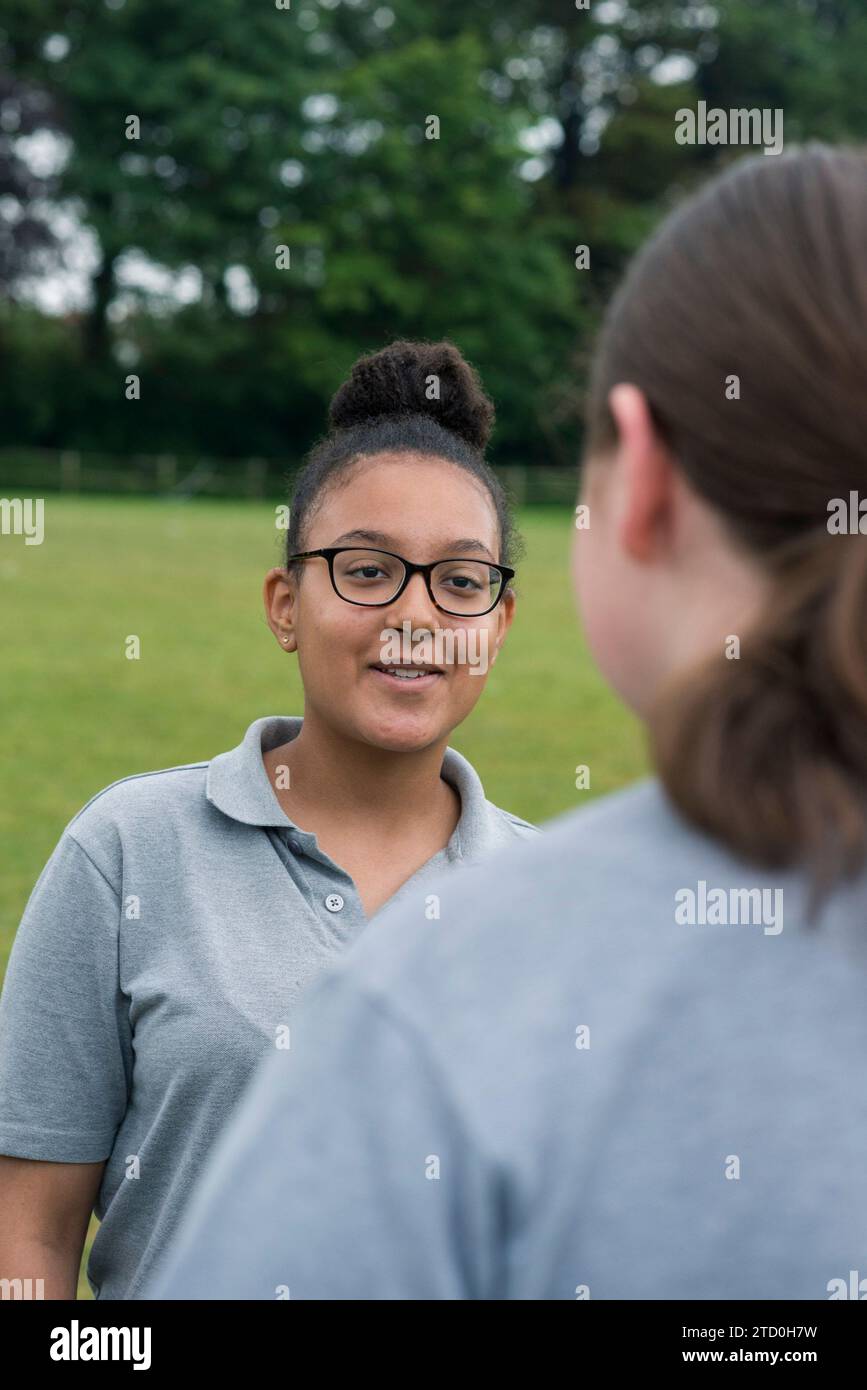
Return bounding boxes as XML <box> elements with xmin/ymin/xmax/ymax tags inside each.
<box><xmin>330</xmin><ymin>529</ymin><xmax>495</xmax><ymax>560</ymax></box>
<box><xmin>331</xmin><ymin>529</ymin><xmax>394</xmax><ymax>547</ymax></box>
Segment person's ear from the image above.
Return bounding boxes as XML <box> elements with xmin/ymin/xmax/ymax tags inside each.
<box><xmin>489</xmin><ymin>588</ymin><xmax>516</xmax><ymax>665</ymax></box>
<box><xmin>263</xmin><ymin>567</ymin><xmax>299</xmax><ymax>653</ymax></box>
<box><xmin>608</xmin><ymin>383</ymin><xmax>677</xmax><ymax>564</ymax></box>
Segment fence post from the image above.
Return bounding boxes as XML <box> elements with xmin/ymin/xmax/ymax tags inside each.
<box><xmin>501</xmin><ymin>465</ymin><xmax>527</xmax><ymax>506</ymax></box>
<box><xmin>60</xmin><ymin>450</ymin><xmax>81</xmax><ymax>492</ymax></box>
<box><xmin>157</xmin><ymin>455</ymin><xmax>177</xmax><ymax>494</ymax></box>
<box><xmin>246</xmin><ymin>458</ymin><xmax>267</xmax><ymax>499</ymax></box>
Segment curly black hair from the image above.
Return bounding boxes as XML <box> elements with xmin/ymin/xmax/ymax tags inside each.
<box><xmin>284</xmin><ymin>338</ymin><xmax>521</xmax><ymax>571</ymax></box>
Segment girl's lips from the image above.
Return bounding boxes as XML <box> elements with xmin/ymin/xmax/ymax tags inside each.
<box><xmin>369</xmin><ymin>665</ymin><xmax>444</xmax><ymax>691</ymax></box>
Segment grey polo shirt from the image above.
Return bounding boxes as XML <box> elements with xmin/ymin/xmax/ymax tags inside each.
<box><xmin>146</xmin><ymin>778</ymin><xmax>867</xmax><ymax>1301</ymax></box>
<box><xmin>0</xmin><ymin>714</ymin><xmax>537</xmax><ymax>1300</ymax></box>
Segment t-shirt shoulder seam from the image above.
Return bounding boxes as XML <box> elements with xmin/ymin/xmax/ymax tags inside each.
<box><xmin>64</xmin><ymin>831</ymin><xmax>122</xmax><ymax>898</ymax></box>
<box><xmin>67</xmin><ymin>762</ymin><xmax>209</xmax><ymax>830</ymax></box>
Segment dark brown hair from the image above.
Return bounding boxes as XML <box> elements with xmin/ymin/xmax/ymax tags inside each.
<box><xmin>583</xmin><ymin>142</ymin><xmax>867</xmax><ymax>888</ymax></box>
<box><xmin>285</xmin><ymin>339</ymin><xmax>520</xmax><ymax>570</ymax></box>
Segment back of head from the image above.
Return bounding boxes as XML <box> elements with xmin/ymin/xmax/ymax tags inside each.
<box><xmin>583</xmin><ymin>143</ymin><xmax>867</xmax><ymax>890</ymax></box>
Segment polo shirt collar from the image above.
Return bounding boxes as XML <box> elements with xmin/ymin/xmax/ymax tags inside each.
<box><xmin>205</xmin><ymin>715</ymin><xmax>497</xmax><ymax>860</ymax></box>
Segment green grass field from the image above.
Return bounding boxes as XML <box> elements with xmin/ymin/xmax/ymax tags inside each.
<box><xmin>0</xmin><ymin>494</ymin><xmax>648</xmax><ymax>1297</ymax></box>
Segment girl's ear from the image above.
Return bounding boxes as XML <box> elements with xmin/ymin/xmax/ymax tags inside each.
<box><xmin>609</xmin><ymin>384</ymin><xmax>677</xmax><ymax>565</ymax></box>
<box><xmin>263</xmin><ymin>566</ymin><xmax>299</xmax><ymax>652</ymax></box>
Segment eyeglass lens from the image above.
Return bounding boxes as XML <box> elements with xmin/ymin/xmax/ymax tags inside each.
<box><xmin>332</xmin><ymin>549</ymin><xmax>503</xmax><ymax>614</ymax></box>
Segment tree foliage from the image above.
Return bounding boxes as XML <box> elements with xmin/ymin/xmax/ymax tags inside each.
<box><xmin>0</xmin><ymin>0</ymin><xmax>865</xmax><ymax>465</ymax></box>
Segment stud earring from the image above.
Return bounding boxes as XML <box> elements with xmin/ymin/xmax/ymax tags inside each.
<box><xmin>281</xmin><ymin>635</ymin><xmax>290</xmax><ymax>643</ymax></box>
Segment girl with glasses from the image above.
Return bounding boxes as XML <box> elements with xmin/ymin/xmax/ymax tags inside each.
<box><xmin>148</xmin><ymin>143</ymin><xmax>867</xmax><ymax>1304</ymax></box>
<box><xmin>0</xmin><ymin>339</ymin><xmax>538</xmax><ymax>1300</ymax></box>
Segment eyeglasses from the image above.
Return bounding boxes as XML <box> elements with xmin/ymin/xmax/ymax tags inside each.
<box><xmin>287</xmin><ymin>547</ymin><xmax>515</xmax><ymax>617</ymax></box>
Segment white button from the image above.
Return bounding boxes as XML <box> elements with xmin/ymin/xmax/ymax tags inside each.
<box><xmin>324</xmin><ymin>893</ymin><xmax>344</xmax><ymax>913</ymax></box>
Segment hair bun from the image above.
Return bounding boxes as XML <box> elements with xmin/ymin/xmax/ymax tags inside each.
<box><xmin>328</xmin><ymin>339</ymin><xmax>495</xmax><ymax>451</ymax></box>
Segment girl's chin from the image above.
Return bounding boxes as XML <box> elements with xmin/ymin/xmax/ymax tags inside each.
<box><xmin>354</xmin><ymin>710</ymin><xmax>448</xmax><ymax>754</ymax></box>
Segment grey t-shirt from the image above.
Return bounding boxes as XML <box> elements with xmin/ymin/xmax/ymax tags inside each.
<box><xmin>146</xmin><ymin>777</ymin><xmax>867</xmax><ymax>1300</ymax></box>
<box><xmin>0</xmin><ymin>714</ymin><xmax>537</xmax><ymax>1299</ymax></box>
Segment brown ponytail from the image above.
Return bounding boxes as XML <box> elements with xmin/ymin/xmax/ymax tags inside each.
<box><xmin>582</xmin><ymin>143</ymin><xmax>867</xmax><ymax>886</ymax></box>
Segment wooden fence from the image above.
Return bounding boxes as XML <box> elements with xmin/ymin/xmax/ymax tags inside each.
<box><xmin>0</xmin><ymin>447</ymin><xmax>578</xmax><ymax>507</ymax></box>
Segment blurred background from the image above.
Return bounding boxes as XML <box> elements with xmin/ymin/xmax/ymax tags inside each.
<box><xmin>1</xmin><ymin>0</ymin><xmax>867</xmax><ymax>1294</ymax></box>
<box><xmin>3</xmin><ymin>0</ymin><xmax>866</xmax><ymax>485</ymax></box>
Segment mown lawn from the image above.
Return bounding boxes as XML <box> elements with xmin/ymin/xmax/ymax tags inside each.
<box><xmin>0</xmin><ymin>494</ymin><xmax>648</xmax><ymax>1297</ymax></box>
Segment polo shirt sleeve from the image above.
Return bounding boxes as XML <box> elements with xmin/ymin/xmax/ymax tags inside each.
<box><xmin>145</xmin><ymin>965</ymin><xmax>502</xmax><ymax>1300</ymax></box>
<box><xmin>0</xmin><ymin>829</ymin><xmax>131</xmax><ymax>1163</ymax></box>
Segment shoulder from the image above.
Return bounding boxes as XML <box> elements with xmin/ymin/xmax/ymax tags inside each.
<box><xmin>68</xmin><ymin>759</ymin><xmax>209</xmax><ymax>835</ymax></box>
<box><xmin>62</xmin><ymin>760</ymin><xmax>209</xmax><ymax>882</ymax></box>
<box><xmin>482</xmin><ymin>775</ymin><xmax>675</xmax><ymax>853</ymax></box>
<box><xmin>483</xmin><ymin>776</ymin><xmax>676</xmax><ymax>869</ymax></box>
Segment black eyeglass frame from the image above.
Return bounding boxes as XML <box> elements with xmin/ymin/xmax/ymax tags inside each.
<box><xmin>287</xmin><ymin>546</ymin><xmax>516</xmax><ymax>617</ymax></box>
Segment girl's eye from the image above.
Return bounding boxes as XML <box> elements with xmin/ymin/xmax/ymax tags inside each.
<box><xmin>444</xmin><ymin>573</ymin><xmax>484</xmax><ymax>591</ymax></box>
<box><xmin>350</xmin><ymin>565</ymin><xmax>387</xmax><ymax>580</ymax></box>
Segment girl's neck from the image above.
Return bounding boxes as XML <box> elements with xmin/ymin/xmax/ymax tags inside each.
<box><xmin>265</xmin><ymin>710</ymin><xmax>460</xmax><ymax>839</ymax></box>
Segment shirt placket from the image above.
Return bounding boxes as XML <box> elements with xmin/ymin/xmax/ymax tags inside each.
<box><xmin>270</xmin><ymin>827</ymin><xmax>367</xmax><ymax>945</ymax></box>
